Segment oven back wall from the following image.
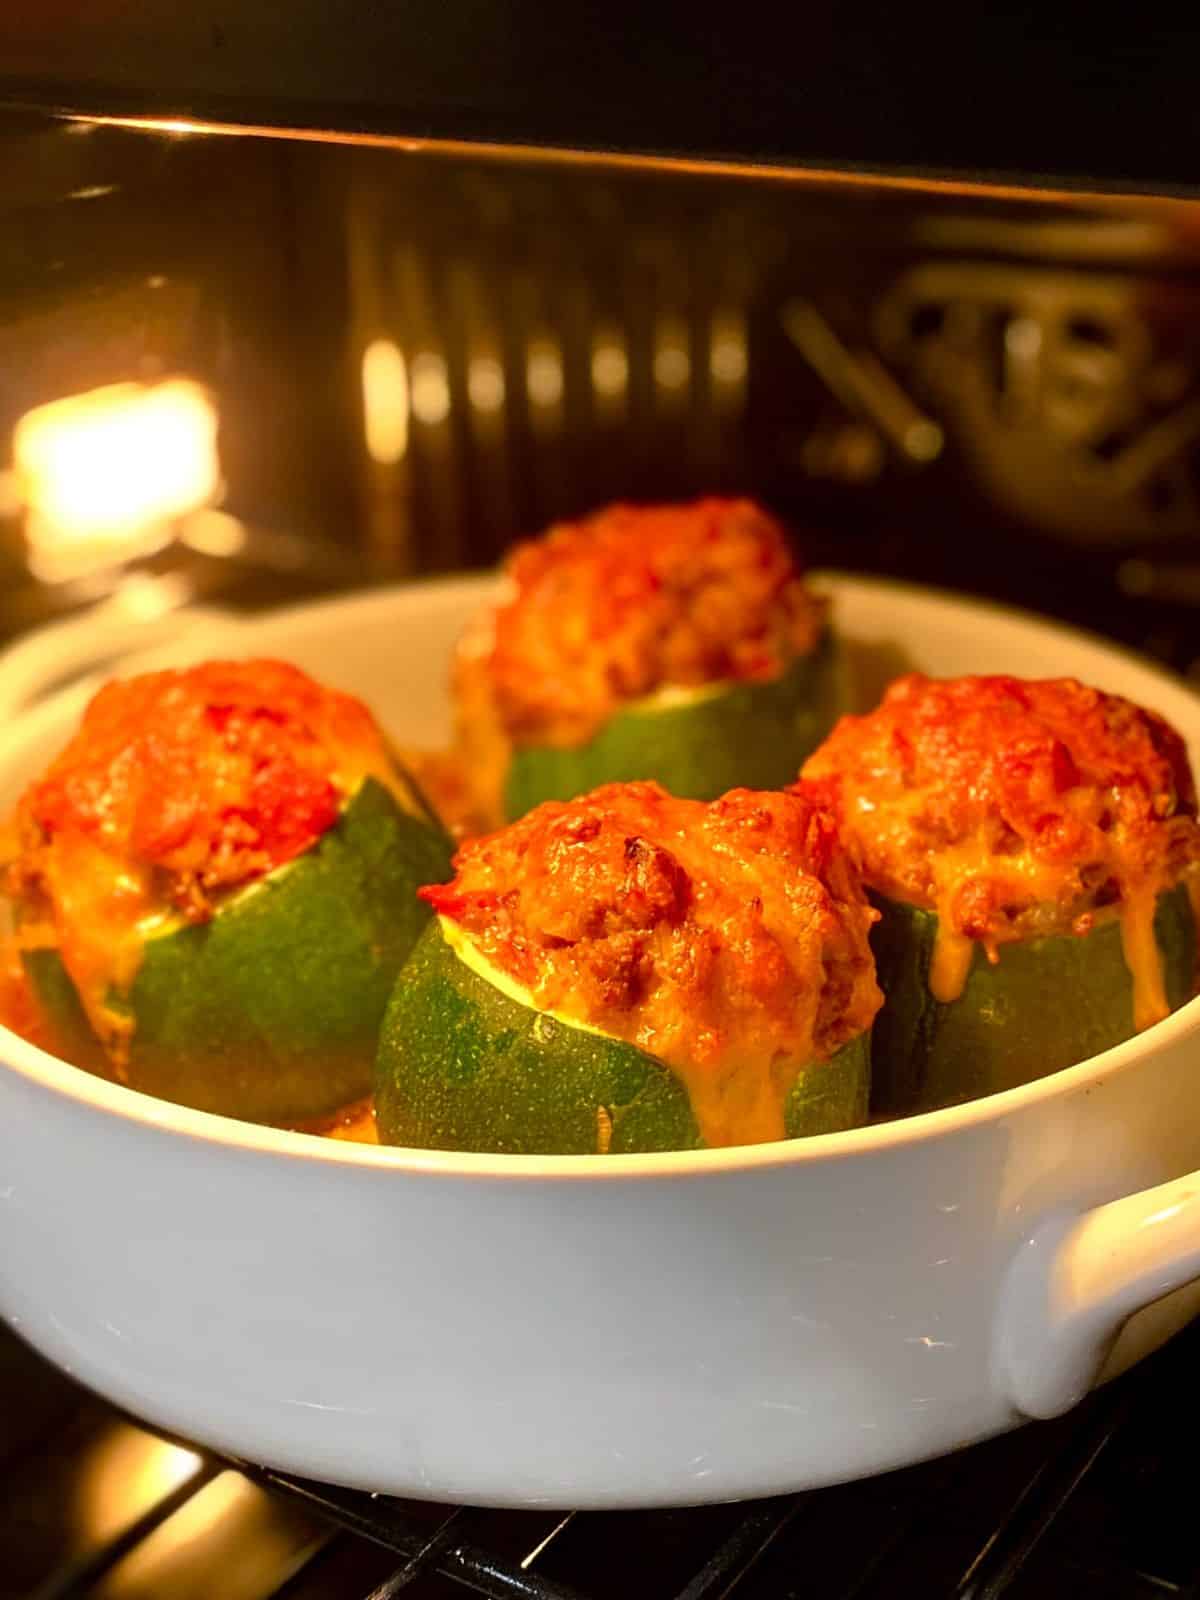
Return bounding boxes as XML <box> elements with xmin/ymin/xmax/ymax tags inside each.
<box><xmin>0</xmin><ymin>115</ymin><xmax>1199</xmax><ymax>673</ymax></box>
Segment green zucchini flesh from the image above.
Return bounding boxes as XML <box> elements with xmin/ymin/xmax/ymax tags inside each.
<box><xmin>24</xmin><ymin>776</ymin><xmax>453</xmax><ymax>1126</ymax></box>
<box><xmin>375</xmin><ymin>918</ymin><xmax>870</xmax><ymax>1153</ymax></box>
<box><xmin>868</xmin><ymin>882</ymin><xmax>1197</xmax><ymax>1117</ymax></box>
<box><xmin>503</xmin><ymin>629</ymin><xmax>844</xmax><ymax>820</ymax></box>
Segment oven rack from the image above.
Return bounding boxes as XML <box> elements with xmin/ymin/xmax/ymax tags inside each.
<box><xmin>4</xmin><ymin>1316</ymin><xmax>1199</xmax><ymax>1599</ymax></box>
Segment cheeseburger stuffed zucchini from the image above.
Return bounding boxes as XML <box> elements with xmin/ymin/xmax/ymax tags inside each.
<box><xmin>6</xmin><ymin>660</ymin><xmax>452</xmax><ymax>1125</ymax></box>
<box><xmin>802</xmin><ymin>674</ymin><xmax>1200</xmax><ymax>1116</ymax></box>
<box><xmin>375</xmin><ymin>780</ymin><xmax>881</xmax><ymax>1154</ymax></box>
<box><xmin>455</xmin><ymin>498</ymin><xmax>842</xmax><ymax>823</ymax></box>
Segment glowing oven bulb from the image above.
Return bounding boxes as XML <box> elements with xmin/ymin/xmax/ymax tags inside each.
<box><xmin>12</xmin><ymin>378</ymin><xmax>219</xmax><ymax>581</ymax></box>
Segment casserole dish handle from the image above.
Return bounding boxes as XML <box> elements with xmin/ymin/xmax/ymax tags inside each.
<box><xmin>998</xmin><ymin>1172</ymin><xmax>1200</xmax><ymax>1418</ymax></box>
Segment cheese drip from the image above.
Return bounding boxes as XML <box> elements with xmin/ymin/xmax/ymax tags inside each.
<box><xmin>926</xmin><ymin>890</ymin><xmax>1172</xmax><ymax>1037</ymax></box>
<box><xmin>928</xmin><ymin>922</ymin><xmax>975</xmax><ymax>1005</ymax></box>
<box><xmin>1120</xmin><ymin>889</ymin><xmax>1169</xmax><ymax>1034</ymax></box>
<box><xmin>443</xmin><ymin>917</ymin><xmax>809</xmax><ymax>1150</ymax></box>
<box><xmin>15</xmin><ymin>781</ymin><xmax>387</xmax><ymax>1062</ymax></box>
<box><xmin>675</xmin><ymin>1044</ymin><xmax>805</xmax><ymax>1149</ymax></box>
<box><xmin>843</xmin><ymin>804</ymin><xmax>1188</xmax><ymax>1028</ymax></box>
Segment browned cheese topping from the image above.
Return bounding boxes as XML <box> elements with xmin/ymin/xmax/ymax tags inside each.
<box><xmin>453</xmin><ymin>498</ymin><xmax>826</xmax><ymax>824</ymax></box>
<box><xmin>422</xmin><ymin>780</ymin><xmax>881</xmax><ymax>1147</ymax></box>
<box><xmin>801</xmin><ymin>673</ymin><xmax>1200</xmax><ymax>1025</ymax></box>
<box><xmin>6</xmin><ymin>660</ymin><xmax>403</xmax><ymax>1053</ymax></box>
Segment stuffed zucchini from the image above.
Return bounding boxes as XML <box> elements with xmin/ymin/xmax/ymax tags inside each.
<box><xmin>6</xmin><ymin>660</ymin><xmax>453</xmax><ymax>1125</ymax></box>
<box><xmin>375</xmin><ymin>781</ymin><xmax>882</xmax><ymax>1153</ymax></box>
<box><xmin>454</xmin><ymin>498</ymin><xmax>843</xmax><ymax>824</ymax></box>
<box><xmin>801</xmin><ymin>673</ymin><xmax>1200</xmax><ymax>1115</ymax></box>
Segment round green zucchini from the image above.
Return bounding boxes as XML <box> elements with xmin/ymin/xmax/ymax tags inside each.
<box><xmin>503</xmin><ymin>630</ymin><xmax>845</xmax><ymax>820</ymax></box>
<box><xmin>868</xmin><ymin>882</ymin><xmax>1197</xmax><ymax>1118</ymax></box>
<box><xmin>375</xmin><ymin>918</ymin><xmax>870</xmax><ymax>1154</ymax></box>
<box><xmin>24</xmin><ymin>776</ymin><xmax>453</xmax><ymax>1126</ymax></box>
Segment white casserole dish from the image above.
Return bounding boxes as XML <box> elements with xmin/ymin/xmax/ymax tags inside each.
<box><xmin>1</xmin><ymin>573</ymin><xmax>1200</xmax><ymax>1510</ymax></box>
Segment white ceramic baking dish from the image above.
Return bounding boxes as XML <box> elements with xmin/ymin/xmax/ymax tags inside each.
<box><xmin>2</xmin><ymin>573</ymin><xmax>1200</xmax><ymax>1511</ymax></box>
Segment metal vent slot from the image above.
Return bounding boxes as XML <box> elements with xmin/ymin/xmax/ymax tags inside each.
<box><xmin>346</xmin><ymin>163</ymin><xmax>756</xmax><ymax>573</ymax></box>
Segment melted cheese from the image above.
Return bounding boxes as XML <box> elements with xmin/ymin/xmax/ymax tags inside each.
<box><xmin>675</xmin><ymin>1049</ymin><xmax>795</xmax><ymax>1149</ymax></box>
<box><xmin>928</xmin><ymin>923</ymin><xmax>975</xmax><ymax>1004</ymax></box>
<box><xmin>857</xmin><ymin>808</ymin><xmax>1180</xmax><ymax>1025</ymax></box>
<box><xmin>924</xmin><ymin>877</ymin><xmax>1173</xmax><ymax>1030</ymax></box>
<box><xmin>16</xmin><ymin>783</ymin><xmax>379</xmax><ymax>1066</ymax></box>
<box><xmin>806</xmin><ymin>672</ymin><xmax>1200</xmax><ymax>1029</ymax></box>
<box><xmin>442</xmin><ymin>917</ymin><xmax>804</xmax><ymax>1150</ymax></box>
<box><xmin>25</xmin><ymin>828</ymin><xmax>150</xmax><ymax>1066</ymax></box>
<box><xmin>1120</xmin><ymin>888</ymin><xmax>1170</xmax><ymax>1034</ymax></box>
<box><xmin>9</xmin><ymin>661</ymin><xmax>415</xmax><ymax>1065</ymax></box>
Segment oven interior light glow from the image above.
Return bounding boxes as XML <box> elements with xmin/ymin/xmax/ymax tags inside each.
<box><xmin>361</xmin><ymin>338</ymin><xmax>410</xmax><ymax>462</ymax></box>
<box><xmin>12</xmin><ymin>378</ymin><xmax>219</xmax><ymax>581</ymax></box>
<box><xmin>710</xmin><ymin>314</ymin><xmax>748</xmax><ymax>386</ymax></box>
<box><xmin>591</xmin><ymin>334</ymin><xmax>629</xmax><ymax>399</ymax></box>
<box><xmin>409</xmin><ymin>351</ymin><xmax>451</xmax><ymax>426</ymax></box>
<box><xmin>468</xmin><ymin>354</ymin><xmax>506</xmax><ymax>414</ymax></box>
<box><xmin>654</xmin><ymin>318</ymin><xmax>691</xmax><ymax>392</ymax></box>
<box><xmin>527</xmin><ymin>341</ymin><xmax>565</xmax><ymax>407</ymax></box>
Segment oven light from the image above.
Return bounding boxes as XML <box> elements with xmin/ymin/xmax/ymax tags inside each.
<box><xmin>12</xmin><ymin>378</ymin><xmax>219</xmax><ymax>582</ymax></box>
<box><xmin>654</xmin><ymin>317</ymin><xmax>691</xmax><ymax>393</ymax></box>
<box><xmin>710</xmin><ymin>314</ymin><xmax>748</xmax><ymax>386</ymax></box>
<box><xmin>527</xmin><ymin>341</ymin><xmax>564</xmax><ymax>408</ymax></box>
<box><xmin>361</xmin><ymin>337</ymin><xmax>410</xmax><ymax>462</ymax></box>
<box><xmin>468</xmin><ymin>355</ymin><xmax>506</xmax><ymax>415</ymax></box>
<box><xmin>410</xmin><ymin>351</ymin><xmax>452</xmax><ymax>426</ymax></box>
<box><xmin>591</xmin><ymin>333</ymin><xmax>629</xmax><ymax>401</ymax></box>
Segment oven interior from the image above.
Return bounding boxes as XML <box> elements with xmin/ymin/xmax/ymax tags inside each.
<box><xmin>3</xmin><ymin>116</ymin><xmax>1200</xmax><ymax>669</ymax></box>
<box><xmin>2</xmin><ymin>109</ymin><xmax>1200</xmax><ymax>1597</ymax></box>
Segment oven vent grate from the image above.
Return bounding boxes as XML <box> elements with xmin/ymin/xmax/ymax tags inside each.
<box><xmin>3</xmin><ymin>1319</ymin><xmax>1199</xmax><ymax>1599</ymax></box>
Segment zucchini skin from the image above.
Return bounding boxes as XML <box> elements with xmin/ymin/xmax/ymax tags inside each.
<box><xmin>503</xmin><ymin>630</ymin><xmax>843</xmax><ymax>820</ymax></box>
<box><xmin>375</xmin><ymin>919</ymin><xmax>870</xmax><ymax>1153</ymax></box>
<box><xmin>25</xmin><ymin>777</ymin><xmax>453</xmax><ymax>1126</ymax></box>
<box><xmin>869</xmin><ymin>883</ymin><xmax>1197</xmax><ymax>1117</ymax></box>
